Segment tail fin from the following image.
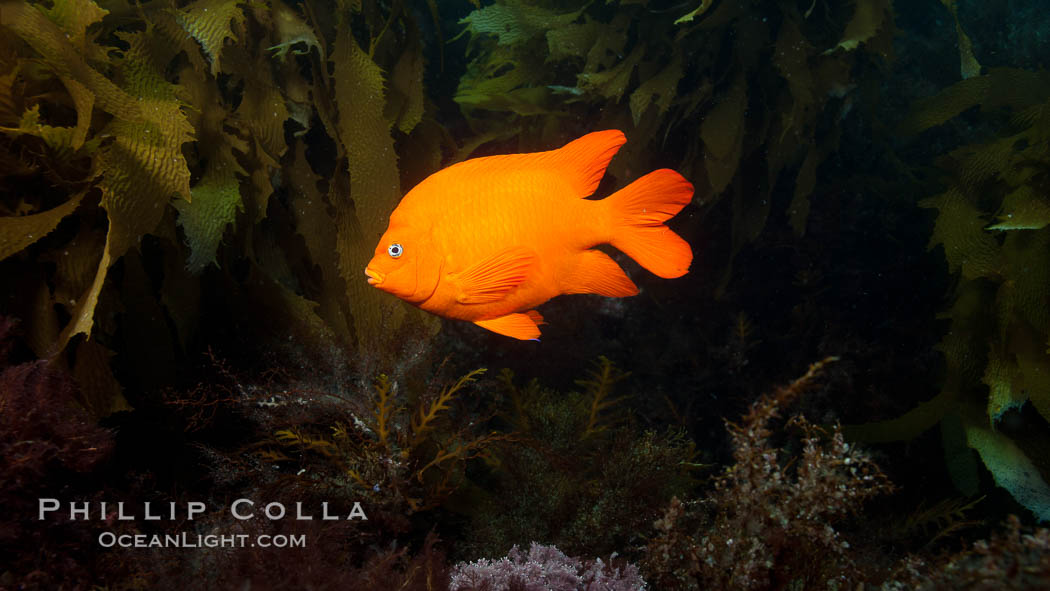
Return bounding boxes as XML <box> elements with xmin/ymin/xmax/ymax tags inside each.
<box><xmin>606</xmin><ymin>169</ymin><xmax>693</xmax><ymax>278</ymax></box>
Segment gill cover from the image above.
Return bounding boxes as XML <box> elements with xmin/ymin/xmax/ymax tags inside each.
<box><xmin>365</xmin><ymin>224</ymin><xmax>441</xmax><ymax>304</ymax></box>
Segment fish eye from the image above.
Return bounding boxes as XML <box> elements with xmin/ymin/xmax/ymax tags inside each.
<box><xmin>387</xmin><ymin>243</ymin><xmax>403</xmax><ymax>258</ymax></box>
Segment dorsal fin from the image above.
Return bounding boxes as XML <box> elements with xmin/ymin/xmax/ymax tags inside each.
<box><xmin>547</xmin><ymin>130</ymin><xmax>627</xmax><ymax>198</ymax></box>
<box><xmin>439</xmin><ymin>130</ymin><xmax>627</xmax><ymax>199</ymax></box>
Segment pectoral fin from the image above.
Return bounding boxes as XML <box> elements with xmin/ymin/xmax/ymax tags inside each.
<box><xmin>452</xmin><ymin>246</ymin><xmax>535</xmax><ymax>304</ymax></box>
<box><xmin>475</xmin><ymin>310</ymin><xmax>545</xmax><ymax>340</ymax></box>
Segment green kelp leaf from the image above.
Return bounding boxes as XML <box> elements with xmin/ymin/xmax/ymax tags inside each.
<box><xmin>400</xmin><ymin>117</ymin><xmax>451</xmax><ymax>186</ymax></box>
<box><xmin>220</xmin><ymin>46</ymin><xmax>289</xmax><ymax>160</ymax></box>
<box><xmin>336</xmin><ymin>0</ymin><xmax>362</xmax><ymax>15</ymax></box>
<box><xmin>53</xmin><ymin>247</ymin><xmax>111</xmax><ymax>356</ymax></box>
<box><xmin>330</xmin><ymin>28</ymin><xmax>411</xmax><ymax>348</ymax></box>
<box><xmin>240</xmin><ymin>263</ymin><xmax>343</xmax><ymax>360</ymax></box>
<box><xmin>286</xmin><ymin>143</ymin><xmax>352</xmax><ymax>346</ymax></box>
<box><xmin>175</xmin><ymin>151</ymin><xmax>244</xmax><ymax>273</ymax></box>
<box><xmin>33</xmin><ymin>0</ymin><xmax>106</xmax><ymax>149</ymax></box>
<box><xmin>940</xmin><ymin>0</ymin><xmax>981</xmax><ymax>79</ymax></box>
<box><xmin>993</xmin><ymin>229</ymin><xmax>1050</xmax><ymax>423</ymax></box>
<box><xmin>920</xmin><ymin>188</ymin><xmax>1000</xmax><ymax>280</ymax></box>
<box><xmin>849</xmin><ymin>294</ymin><xmax>987</xmax><ymax>443</ymax></box>
<box><xmin>966</xmin><ymin>419</ymin><xmax>1050</xmax><ymax>522</ymax></box>
<box><xmin>941</xmin><ymin>279</ymin><xmax>998</xmax><ymax>383</ymax></box>
<box><xmin>900</xmin><ymin>69</ymin><xmax>1050</xmax><ymax>136</ymax></box>
<box><xmin>73</xmin><ymin>338</ymin><xmax>132</xmax><ymax>418</ymax></box>
<box><xmin>989</xmin><ymin>186</ymin><xmax>1050</xmax><ymax>230</ymax></box>
<box><xmin>274</xmin><ymin>58</ymin><xmax>313</xmax><ymax>135</ymax></box>
<box><xmin>387</xmin><ymin>36</ymin><xmax>425</xmax><ymax>134</ymax></box>
<box><xmin>0</xmin><ymin>63</ymin><xmax>19</xmax><ymax>125</ymax></box>
<box><xmin>242</xmin><ymin>140</ymin><xmax>276</xmax><ymax>225</ymax></box>
<box><xmin>452</xmin><ymin>126</ymin><xmax>521</xmax><ymax>163</ymax></box>
<box><xmin>40</xmin><ymin>225</ymin><xmax>104</xmax><ymax>356</ymax></box>
<box><xmin>546</xmin><ymin>20</ymin><xmax>599</xmax><ymax>61</ymax></box>
<box><xmin>25</xmin><ymin>278</ymin><xmax>60</xmax><ymax>360</ymax></box>
<box><xmin>331</xmin><ymin>30</ymin><xmax>397</xmax><ymax>245</ymax></box>
<box><xmin>788</xmin><ymin>128</ymin><xmax>840</xmax><ymax>237</ymax></box>
<box><xmin>175</xmin><ymin>61</ymin><xmax>227</xmax><ymax>147</ymax></box>
<box><xmin>98</xmin><ymin>30</ymin><xmax>193</xmax><ymax>257</ymax></box>
<box><xmin>941</xmin><ymin>412</ymin><xmax>980</xmax><ymax>496</ymax></box>
<box><xmin>773</xmin><ymin>19</ymin><xmax>815</xmax><ymax>139</ymax></box>
<box><xmin>789</xmin><ymin>145</ymin><xmax>819</xmax><ymax>236</ymax></box>
<box><xmin>464</xmin><ymin>88</ymin><xmax>553</xmax><ymax>116</ymax></box>
<box><xmin>578</xmin><ymin>45</ymin><xmax>644</xmax><ymax>103</ymax></box>
<box><xmin>1012</xmin><ymin>100</ymin><xmax>1050</xmax><ymax>137</ymax></box>
<box><xmin>177</xmin><ymin>0</ymin><xmax>246</xmax><ymax>75</ymax></box>
<box><xmin>455</xmin><ymin>45</ymin><xmax>549</xmax><ymax>114</ymax></box>
<box><xmin>268</xmin><ymin>0</ymin><xmax>322</xmax><ymax>61</ymax></box>
<box><xmin>982</xmin><ymin>69</ymin><xmax>1050</xmax><ymax>113</ymax></box>
<box><xmin>44</xmin><ymin>225</ymin><xmax>106</xmax><ymax>310</ymax></box>
<box><xmin>951</xmin><ymin>134</ymin><xmax>1018</xmax><ymax>189</ymax></box>
<box><xmin>40</xmin><ymin>0</ymin><xmax>111</xmax><ymax>67</ymax></box>
<box><xmin>584</xmin><ymin>12</ymin><xmax>629</xmax><ymax>74</ymax></box>
<box><xmin>998</xmin><ymin>229</ymin><xmax>1050</xmax><ymax>332</ymax></box>
<box><xmin>899</xmin><ymin>75</ymin><xmax>992</xmax><ymax>135</ymax></box>
<box><xmin>824</xmin><ymin>0</ymin><xmax>890</xmax><ymax>54</ymax></box>
<box><xmin>1009</xmin><ymin>322</ymin><xmax>1050</xmax><ymax>423</ymax></box>
<box><xmin>0</xmin><ymin>105</ymin><xmax>87</xmax><ymax>156</ymax></box>
<box><xmin>845</xmin><ymin>385</ymin><xmax>959</xmax><ymax>444</ymax></box>
<box><xmin>40</xmin><ymin>0</ymin><xmax>108</xmax><ymax>48</ymax></box>
<box><xmin>629</xmin><ymin>55</ymin><xmax>683</xmax><ymax>125</ymax></box>
<box><xmin>54</xmin><ymin>29</ymin><xmax>193</xmax><ymax>354</ymax></box>
<box><xmin>674</xmin><ymin>0</ymin><xmax>715</xmax><ymax>25</ymax></box>
<box><xmin>143</xmin><ymin>8</ymin><xmax>207</xmax><ymax>75</ymax></box>
<box><xmin>253</xmin><ymin>228</ymin><xmax>298</xmax><ymax>291</ymax></box>
<box><xmin>171</xmin><ymin>60</ymin><xmax>249</xmax><ymax>272</ymax></box>
<box><xmin>984</xmin><ymin>344</ymin><xmax>1027</xmax><ymax>421</ymax></box>
<box><xmin>846</xmin><ymin>281</ymin><xmax>994</xmax><ymax>443</ymax></box>
<box><xmin>460</xmin><ymin>0</ymin><xmax>583</xmax><ymax>47</ymax></box>
<box><xmin>59</xmin><ymin>75</ymin><xmax>94</xmax><ymax>150</ymax></box>
<box><xmin>0</xmin><ymin>1</ymin><xmax>140</xmax><ymax>119</ymax></box>
<box><xmin>0</xmin><ymin>191</ymin><xmax>85</xmax><ymax>261</ymax></box>
<box><xmin>701</xmin><ymin>73</ymin><xmax>747</xmax><ymax>194</ymax></box>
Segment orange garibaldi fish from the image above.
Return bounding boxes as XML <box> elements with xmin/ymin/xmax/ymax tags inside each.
<box><xmin>364</xmin><ymin>130</ymin><xmax>693</xmax><ymax>340</ymax></box>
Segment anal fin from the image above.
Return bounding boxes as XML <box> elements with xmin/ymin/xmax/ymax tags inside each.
<box><xmin>475</xmin><ymin>310</ymin><xmax>545</xmax><ymax>340</ymax></box>
<box><xmin>563</xmin><ymin>250</ymin><xmax>639</xmax><ymax>297</ymax></box>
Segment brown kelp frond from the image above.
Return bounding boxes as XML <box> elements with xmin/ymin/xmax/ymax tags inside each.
<box><xmin>453</xmin><ymin>0</ymin><xmax>894</xmax><ymax>290</ymax></box>
<box><xmin>412</xmin><ymin>368</ymin><xmax>487</xmax><ymax>448</ymax></box>
<box><xmin>0</xmin><ymin>0</ymin><xmax>447</xmax><ymax>416</ymax></box>
<box><xmin>854</xmin><ymin>66</ymin><xmax>1050</xmax><ymax>522</ymax></box>
<box><xmin>257</xmin><ymin>366</ymin><xmax>505</xmax><ymax>515</ymax></box>
<box><xmin>575</xmin><ymin>355</ymin><xmax>630</xmax><ymax>439</ymax></box>
<box><xmin>372</xmin><ymin>373</ymin><xmax>399</xmax><ymax>451</ymax></box>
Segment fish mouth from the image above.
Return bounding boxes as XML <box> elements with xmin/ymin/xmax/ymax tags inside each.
<box><xmin>363</xmin><ymin>268</ymin><xmax>384</xmax><ymax>287</ymax></box>
<box><xmin>364</xmin><ymin>267</ymin><xmax>385</xmax><ymax>286</ymax></box>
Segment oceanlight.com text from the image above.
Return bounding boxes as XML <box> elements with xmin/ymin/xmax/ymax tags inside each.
<box><xmin>97</xmin><ymin>532</ymin><xmax>306</xmax><ymax>549</ymax></box>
